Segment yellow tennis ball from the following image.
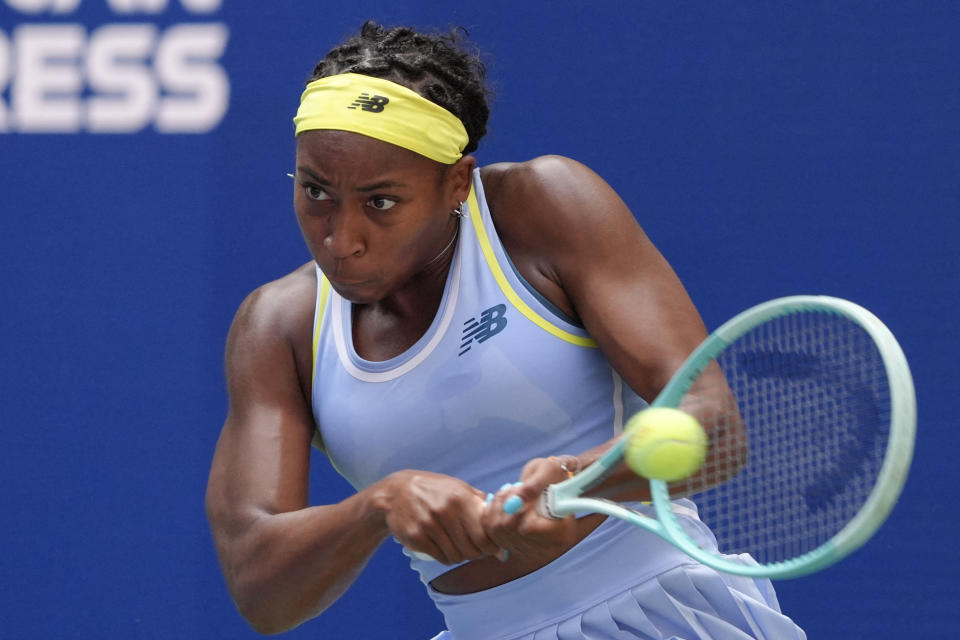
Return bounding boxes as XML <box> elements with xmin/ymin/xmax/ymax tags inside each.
<box><xmin>624</xmin><ymin>407</ymin><xmax>707</xmax><ymax>482</ymax></box>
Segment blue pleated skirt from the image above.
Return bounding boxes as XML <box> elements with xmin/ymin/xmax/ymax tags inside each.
<box><xmin>427</xmin><ymin>511</ymin><xmax>806</xmax><ymax>640</ymax></box>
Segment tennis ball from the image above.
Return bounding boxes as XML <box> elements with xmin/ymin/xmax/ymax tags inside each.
<box><xmin>624</xmin><ymin>407</ymin><xmax>707</xmax><ymax>482</ymax></box>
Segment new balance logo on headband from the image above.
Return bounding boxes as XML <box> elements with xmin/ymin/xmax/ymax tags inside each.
<box><xmin>460</xmin><ymin>304</ymin><xmax>508</xmax><ymax>356</ymax></box>
<box><xmin>348</xmin><ymin>93</ymin><xmax>390</xmax><ymax>112</ymax></box>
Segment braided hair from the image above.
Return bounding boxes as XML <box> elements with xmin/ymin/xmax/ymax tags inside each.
<box><xmin>309</xmin><ymin>21</ymin><xmax>490</xmax><ymax>154</ymax></box>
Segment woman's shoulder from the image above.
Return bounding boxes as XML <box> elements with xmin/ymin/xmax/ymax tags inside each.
<box><xmin>479</xmin><ymin>154</ymin><xmax>630</xmax><ymax>247</ymax></box>
<box><xmin>238</xmin><ymin>262</ymin><xmax>317</xmax><ymax>327</ymax></box>
<box><xmin>480</xmin><ymin>155</ymin><xmax>614</xmax><ymax>219</ymax></box>
<box><xmin>477</xmin><ymin>156</ymin><xmax>627</xmax><ymax>321</ymax></box>
<box><xmin>480</xmin><ymin>155</ymin><xmax>591</xmax><ymax>198</ymax></box>
<box><xmin>227</xmin><ymin>262</ymin><xmax>317</xmax><ymax>385</ymax></box>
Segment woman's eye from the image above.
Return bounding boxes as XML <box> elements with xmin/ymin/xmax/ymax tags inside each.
<box><xmin>305</xmin><ymin>185</ymin><xmax>329</xmax><ymax>201</ymax></box>
<box><xmin>368</xmin><ymin>196</ymin><xmax>397</xmax><ymax>211</ymax></box>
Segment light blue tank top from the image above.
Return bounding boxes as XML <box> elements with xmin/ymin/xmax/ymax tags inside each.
<box><xmin>310</xmin><ymin>168</ymin><xmax>649</xmax><ymax>583</ymax></box>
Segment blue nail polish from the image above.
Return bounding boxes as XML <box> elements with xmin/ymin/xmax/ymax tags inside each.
<box><xmin>503</xmin><ymin>495</ymin><xmax>523</xmax><ymax>514</ymax></box>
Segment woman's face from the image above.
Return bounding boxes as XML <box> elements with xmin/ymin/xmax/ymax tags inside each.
<box><xmin>293</xmin><ymin>130</ymin><xmax>471</xmax><ymax>304</ymax></box>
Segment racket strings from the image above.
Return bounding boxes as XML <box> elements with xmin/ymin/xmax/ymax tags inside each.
<box><xmin>680</xmin><ymin>310</ymin><xmax>892</xmax><ymax>565</ymax></box>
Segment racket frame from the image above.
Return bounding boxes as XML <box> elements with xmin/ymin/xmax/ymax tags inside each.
<box><xmin>541</xmin><ymin>295</ymin><xmax>915</xmax><ymax>579</ymax></box>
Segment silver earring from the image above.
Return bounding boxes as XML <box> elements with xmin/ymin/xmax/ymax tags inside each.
<box><xmin>451</xmin><ymin>201</ymin><xmax>466</xmax><ymax>218</ymax></box>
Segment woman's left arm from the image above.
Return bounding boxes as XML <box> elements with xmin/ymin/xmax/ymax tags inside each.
<box><xmin>483</xmin><ymin>155</ymin><xmax>728</xmax><ymax>519</ymax></box>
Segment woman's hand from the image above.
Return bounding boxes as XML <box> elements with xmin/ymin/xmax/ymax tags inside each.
<box><xmin>480</xmin><ymin>457</ymin><xmax>579</xmax><ymax>564</ymax></box>
<box><xmin>374</xmin><ymin>470</ymin><xmax>503</xmax><ymax>565</ymax></box>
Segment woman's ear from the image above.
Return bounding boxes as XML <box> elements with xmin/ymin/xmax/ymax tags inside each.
<box><xmin>446</xmin><ymin>155</ymin><xmax>476</xmax><ymax>203</ymax></box>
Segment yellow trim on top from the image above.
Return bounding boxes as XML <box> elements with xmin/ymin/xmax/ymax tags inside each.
<box><xmin>311</xmin><ymin>274</ymin><xmax>332</xmax><ymax>386</ymax></box>
<box><xmin>467</xmin><ymin>188</ymin><xmax>597</xmax><ymax>348</ymax></box>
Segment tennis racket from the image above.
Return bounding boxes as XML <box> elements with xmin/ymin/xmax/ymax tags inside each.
<box><xmin>505</xmin><ymin>295</ymin><xmax>915</xmax><ymax>579</ymax></box>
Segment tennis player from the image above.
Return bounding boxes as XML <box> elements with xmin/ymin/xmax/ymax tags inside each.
<box><xmin>205</xmin><ymin>21</ymin><xmax>807</xmax><ymax>639</ymax></box>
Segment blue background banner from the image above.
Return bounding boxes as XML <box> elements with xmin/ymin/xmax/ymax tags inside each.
<box><xmin>2</xmin><ymin>2</ymin><xmax>957</xmax><ymax>637</ymax></box>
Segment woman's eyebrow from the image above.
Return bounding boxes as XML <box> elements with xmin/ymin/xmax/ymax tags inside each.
<box><xmin>294</xmin><ymin>167</ymin><xmax>408</xmax><ymax>193</ymax></box>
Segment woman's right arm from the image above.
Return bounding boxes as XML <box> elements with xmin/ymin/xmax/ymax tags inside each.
<box><xmin>205</xmin><ymin>276</ymin><xmax>388</xmax><ymax>633</ymax></box>
<box><xmin>205</xmin><ymin>273</ymin><xmax>497</xmax><ymax>634</ymax></box>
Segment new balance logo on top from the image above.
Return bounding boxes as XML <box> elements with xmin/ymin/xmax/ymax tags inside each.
<box><xmin>460</xmin><ymin>304</ymin><xmax>508</xmax><ymax>356</ymax></box>
<box><xmin>348</xmin><ymin>93</ymin><xmax>390</xmax><ymax>112</ymax></box>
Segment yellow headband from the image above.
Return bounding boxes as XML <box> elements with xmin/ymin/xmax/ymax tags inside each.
<box><xmin>293</xmin><ymin>73</ymin><xmax>469</xmax><ymax>164</ymax></box>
